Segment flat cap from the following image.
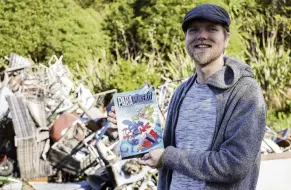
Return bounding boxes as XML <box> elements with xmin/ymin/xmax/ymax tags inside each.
<box><xmin>182</xmin><ymin>4</ymin><xmax>231</xmax><ymax>32</ymax></box>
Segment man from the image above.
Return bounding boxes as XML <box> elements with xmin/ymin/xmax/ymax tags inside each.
<box><xmin>108</xmin><ymin>4</ymin><xmax>266</xmax><ymax>190</ymax></box>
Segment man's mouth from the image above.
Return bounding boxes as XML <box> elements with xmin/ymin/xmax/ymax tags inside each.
<box><xmin>194</xmin><ymin>44</ymin><xmax>212</xmax><ymax>48</ymax></box>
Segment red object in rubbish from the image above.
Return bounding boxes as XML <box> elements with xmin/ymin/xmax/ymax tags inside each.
<box><xmin>0</xmin><ymin>155</ymin><xmax>8</xmax><ymax>162</ymax></box>
<box><xmin>50</xmin><ymin>113</ymin><xmax>79</xmax><ymax>142</ymax></box>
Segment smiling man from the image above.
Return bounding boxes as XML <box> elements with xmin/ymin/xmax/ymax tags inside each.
<box><xmin>136</xmin><ymin>4</ymin><xmax>267</xmax><ymax>190</ymax></box>
<box><xmin>108</xmin><ymin>3</ymin><xmax>266</xmax><ymax>190</ymax></box>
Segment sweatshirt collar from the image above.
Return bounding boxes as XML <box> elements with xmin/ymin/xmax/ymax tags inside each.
<box><xmin>185</xmin><ymin>57</ymin><xmax>254</xmax><ymax>91</ymax></box>
<box><xmin>206</xmin><ymin>56</ymin><xmax>254</xmax><ymax>89</ymax></box>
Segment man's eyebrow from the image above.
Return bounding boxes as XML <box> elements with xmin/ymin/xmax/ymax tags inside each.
<box><xmin>187</xmin><ymin>24</ymin><xmax>197</xmax><ymax>28</ymax></box>
<box><xmin>206</xmin><ymin>23</ymin><xmax>219</xmax><ymax>27</ymax></box>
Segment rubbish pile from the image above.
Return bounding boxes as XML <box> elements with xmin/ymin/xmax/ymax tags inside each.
<box><xmin>0</xmin><ymin>53</ymin><xmax>159</xmax><ymax>189</ymax></box>
<box><xmin>3</xmin><ymin>53</ymin><xmax>288</xmax><ymax>189</ymax></box>
<box><xmin>261</xmin><ymin>127</ymin><xmax>291</xmax><ymax>154</ymax></box>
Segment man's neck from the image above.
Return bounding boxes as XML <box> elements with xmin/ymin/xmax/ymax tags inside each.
<box><xmin>195</xmin><ymin>55</ymin><xmax>225</xmax><ymax>84</ymax></box>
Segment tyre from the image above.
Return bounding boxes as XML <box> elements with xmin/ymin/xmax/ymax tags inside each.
<box><xmin>0</xmin><ymin>160</ymin><xmax>13</xmax><ymax>176</ymax></box>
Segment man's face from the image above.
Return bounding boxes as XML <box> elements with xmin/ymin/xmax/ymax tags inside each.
<box><xmin>185</xmin><ymin>19</ymin><xmax>230</xmax><ymax>66</ymax></box>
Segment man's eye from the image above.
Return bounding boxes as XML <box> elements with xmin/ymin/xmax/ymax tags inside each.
<box><xmin>209</xmin><ymin>28</ymin><xmax>217</xmax><ymax>32</ymax></box>
<box><xmin>188</xmin><ymin>28</ymin><xmax>197</xmax><ymax>33</ymax></box>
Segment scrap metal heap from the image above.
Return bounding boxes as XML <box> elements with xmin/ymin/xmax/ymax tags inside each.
<box><xmin>0</xmin><ymin>53</ymin><xmax>290</xmax><ymax>189</ymax></box>
<box><xmin>0</xmin><ymin>53</ymin><xmax>158</xmax><ymax>189</ymax></box>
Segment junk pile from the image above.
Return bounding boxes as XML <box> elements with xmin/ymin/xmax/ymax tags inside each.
<box><xmin>0</xmin><ymin>53</ymin><xmax>159</xmax><ymax>189</ymax></box>
<box><xmin>1</xmin><ymin>53</ymin><xmax>288</xmax><ymax>189</ymax></box>
<box><xmin>261</xmin><ymin>127</ymin><xmax>291</xmax><ymax>154</ymax></box>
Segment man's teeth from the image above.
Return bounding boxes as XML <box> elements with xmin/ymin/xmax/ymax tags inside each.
<box><xmin>196</xmin><ymin>44</ymin><xmax>210</xmax><ymax>48</ymax></box>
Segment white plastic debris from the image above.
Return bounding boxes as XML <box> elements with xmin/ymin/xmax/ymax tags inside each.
<box><xmin>261</xmin><ymin>139</ymin><xmax>283</xmax><ymax>154</ymax></box>
<box><xmin>75</xmin><ymin>83</ymin><xmax>95</xmax><ymax>112</ymax></box>
<box><xmin>0</xmin><ymin>86</ymin><xmax>14</xmax><ymax>119</ymax></box>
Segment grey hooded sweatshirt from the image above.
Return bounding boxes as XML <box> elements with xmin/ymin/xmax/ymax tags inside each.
<box><xmin>157</xmin><ymin>57</ymin><xmax>266</xmax><ymax>190</ymax></box>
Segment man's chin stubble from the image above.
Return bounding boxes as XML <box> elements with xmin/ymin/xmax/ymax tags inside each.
<box><xmin>193</xmin><ymin>53</ymin><xmax>212</xmax><ymax>65</ymax></box>
<box><xmin>192</xmin><ymin>53</ymin><xmax>221</xmax><ymax>66</ymax></box>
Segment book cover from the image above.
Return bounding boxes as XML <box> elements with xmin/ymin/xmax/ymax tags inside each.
<box><xmin>113</xmin><ymin>86</ymin><xmax>164</xmax><ymax>159</ymax></box>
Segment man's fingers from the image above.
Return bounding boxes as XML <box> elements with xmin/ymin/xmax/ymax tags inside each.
<box><xmin>108</xmin><ymin>111</ymin><xmax>116</xmax><ymax>119</ymax></box>
<box><xmin>139</xmin><ymin>153</ymin><xmax>151</xmax><ymax>166</ymax></box>
<box><xmin>138</xmin><ymin>158</ymin><xmax>146</xmax><ymax>165</ymax></box>
<box><xmin>107</xmin><ymin>116</ymin><xmax>117</xmax><ymax>129</ymax></box>
<box><xmin>110</xmin><ymin>124</ymin><xmax>118</xmax><ymax>129</ymax></box>
<box><xmin>139</xmin><ymin>159</ymin><xmax>155</xmax><ymax>168</ymax></box>
<box><xmin>111</xmin><ymin>106</ymin><xmax>115</xmax><ymax>112</ymax></box>
<box><xmin>141</xmin><ymin>153</ymin><xmax>151</xmax><ymax>160</ymax></box>
<box><xmin>107</xmin><ymin>110</ymin><xmax>118</xmax><ymax>129</ymax></box>
<box><xmin>107</xmin><ymin>111</ymin><xmax>117</xmax><ymax>124</ymax></box>
<box><xmin>107</xmin><ymin>116</ymin><xmax>117</xmax><ymax>123</ymax></box>
<box><xmin>139</xmin><ymin>158</ymin><xmax>150</xmax><ymax>165</ymax></box>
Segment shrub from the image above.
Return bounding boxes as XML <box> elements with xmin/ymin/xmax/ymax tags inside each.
<box><xmin>0</xmin><ymin>0</ymin><xmax>108</xmax><ymax>69</ymax></box>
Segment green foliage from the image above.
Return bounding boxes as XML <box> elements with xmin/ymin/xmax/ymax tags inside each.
<box><xmin>0</xmin><ymin>0</ymin><xmax>108</xmax><ymax>68</ymax></box>
<box><xmin>101</xmin><ymin>0</ymin><xmax>136</xmax><ymax>57</ymax></box>
<box><xmin>1</xmin><ymin>0</ymin><xmax>291</xmax><ymax>129</ymax></box>
<box><xmin>74</xmin><ymin>49</ymin><xmax>161</xmax><ymax>93</ymax></box>
<box><xmin>133</xmin><ymin>0</ymin><xmax>190</xmax><ymax>55</ymax></box>
<box><xmin>73</xmin><ymin>49</ymin><xmax>113</xmax><ymax>93</ymax></box>
<box><xmin>102</xmin><ymin>0</ymin><xmax>247</xmax><ymax>61</ymax></box>
<box><xmin>267</xmin><ymin>109</ymin><xmax>291</xmax><ymax>131</ymax></box>
<box><xmin>0</xmin><ymin>58</ymin><xmax>8</xmax><ymax>72</ymax></box>
<box><xmin>163</xmin><ymin>47</ymin><xmax>194</xmax><ymax>80</ymax></box>
<box><xmin>233</xmin><ymin>0</ymin><xmax>291</xmax><ymax>110</ymax></box>
<box><xmin>108</xmin><ymin>58</ymin><xmax>161</xmax><ymax>92</ymax></box>
<box><xmin>247</xmin><ymin>33</ymin><xmax>291</xmax><ymax>110</ymax></box>
<box><xmin>98</xmin><ymin>0</ymin><xmax>291</xmax><ymax>129</ymax></box>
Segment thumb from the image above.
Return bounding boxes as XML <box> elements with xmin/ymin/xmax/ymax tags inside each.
<box><xmin>141</xmin><ymin>153</ymin><xmax>151</xmax><ymax>160</ymax></box>
<box><xmin>138</xmin><ymin>158</ymin><xmax>147</xmax><ymax>165</ymax></box>
<box><xmin>138</xmin><ymin>158</ymin><xmax>152</xmax><ymax>167</ymax></box>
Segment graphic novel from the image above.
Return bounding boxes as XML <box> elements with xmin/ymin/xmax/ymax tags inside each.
<box><xmin>113</xmin><ymin>87</ymin><xmax>164</xmax><ymax>159</ymax></box>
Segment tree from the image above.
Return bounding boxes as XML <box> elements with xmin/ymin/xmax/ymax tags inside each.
<box><xmin>101</xmin><ymin>0</ymin><xmax>248</xmax><ymax>60</ymax></box>
<box><xmin>0</xmin><ymin>0</ymin><xmax>108</xmax><ymax>68</ymax></box>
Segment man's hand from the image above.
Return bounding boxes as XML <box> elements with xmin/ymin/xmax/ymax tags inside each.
<box><xmin>107</xmin><ymin>106</ymin><xmax>118</xmax><ymax>129</ymax></box>
<box><xmin>139</xmin><ymin>148</ymin><xmax>164</xmax><ymax>168</ymax></box>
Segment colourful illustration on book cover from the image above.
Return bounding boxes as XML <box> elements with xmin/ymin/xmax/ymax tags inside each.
<box><xmin>113</xmin><ymin>87</ymin><xmax>164</xmax><ymax>159</ymax></box>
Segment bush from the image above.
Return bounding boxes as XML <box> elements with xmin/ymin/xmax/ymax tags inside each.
<box><xmin>0</xmin><ymin>0</ymin><xmax>108</xmax><ymax>69</ymax></box>
<box><xmin>109</xmin><ymin>58</ymin><xmax>161</xmax><ymax>92</ymax></box>
<box><xmin>74</xmin><ymin>50</ymin><xmax>161</xmax><ymax>93</ymax></box>
<box><xmin>267</xmin><ymin>109</ymin><xmax>291</xmax><ymax>131</ymax></box>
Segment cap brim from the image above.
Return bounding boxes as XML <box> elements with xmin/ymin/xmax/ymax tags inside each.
<box><xmin>182</xmin><ymin>16</ymin><xmax>227</xmax><ymax>32</ymax></box>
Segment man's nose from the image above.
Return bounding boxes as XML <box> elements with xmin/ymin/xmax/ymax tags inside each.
<box><xmin>197</xmin><ymin>30</ymin><xmax>208</xmax><ymax>40</ymax></box>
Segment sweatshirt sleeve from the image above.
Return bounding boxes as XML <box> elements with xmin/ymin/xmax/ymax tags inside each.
<box><xmin>160</xmin><ymin>82</ymin><xmax>266</xmax><ymax>183</ymax></box>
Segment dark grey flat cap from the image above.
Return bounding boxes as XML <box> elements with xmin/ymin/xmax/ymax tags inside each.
<box><xmin>182</xmin><ymin>4</ymin><xmax>231</xmax><ymax>32</ymax></box>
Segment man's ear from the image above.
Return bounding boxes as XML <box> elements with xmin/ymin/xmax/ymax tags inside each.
<box><xmin>224</xmin><ymin>32</ymin><xmax>230</xmax><ymax>48</ymax></box>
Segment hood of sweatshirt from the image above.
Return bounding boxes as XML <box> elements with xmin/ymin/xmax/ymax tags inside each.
<box><xmin>204</xmin><ymin>56</ymin><xmax>254</xmax><ymax>89</ymax></box>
